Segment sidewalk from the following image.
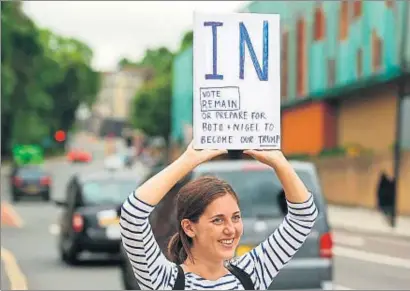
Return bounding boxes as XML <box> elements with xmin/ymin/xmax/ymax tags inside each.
<box><xmin>327</xmin><ymin>204</ymin><xmax>410</xmax><ymax>238</ymax></box>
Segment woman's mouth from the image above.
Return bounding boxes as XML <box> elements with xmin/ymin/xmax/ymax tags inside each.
<box><xmin>219</xmin><ymin>239</ymin><xmax>234</xmax><ymax>246</ymax></box>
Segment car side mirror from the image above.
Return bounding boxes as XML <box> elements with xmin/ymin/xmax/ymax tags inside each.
<box><xmin>116</xmin><ymin>205</ymin><xmax>122</xmax><ymax>217</ymax></box>
<box><xmin>277</xmin><ymin>190</ymin><xmax>288</xmax><ymax>216</ymax></box>
<box><xmin>53</xmin><ymin>199</ymin><xmax>68</xmax><ymax>207</ymax></box>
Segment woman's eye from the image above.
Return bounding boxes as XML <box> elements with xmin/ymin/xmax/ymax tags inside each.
<box><xmin>232</xmin><ymin>215</ymin><xmax>241</xmax><ymax>222</ymax></box>
<box><xmin>212</xmin><ymin>218</ymin><xmax>223</xmax><ymax>224</ymax></box>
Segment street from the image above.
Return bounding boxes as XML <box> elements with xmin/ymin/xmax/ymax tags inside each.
<box><xmin>2</xmin><ymin>154</ymin><xmax>410</xmax><ymax>290</ymax></box>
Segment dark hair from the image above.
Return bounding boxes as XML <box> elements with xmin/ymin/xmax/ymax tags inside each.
<box><xmin>167</xmin><ymin>176</ymin><xmax>239</xmax><ymax>264</ymax></box>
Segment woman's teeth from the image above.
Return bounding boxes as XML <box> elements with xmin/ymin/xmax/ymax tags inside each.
<box><xmin>220</xmin><ymin>239</ymin><xmax>234</xmax><ymax>245</ymax></box>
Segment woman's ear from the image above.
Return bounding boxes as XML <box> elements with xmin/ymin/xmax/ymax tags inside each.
<box><xmin>181</xmin><ymin>219</ymin><xmax>196</xmax><ymax>238</ymax></box>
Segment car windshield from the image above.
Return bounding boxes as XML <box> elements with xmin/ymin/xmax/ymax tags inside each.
<box><xmin>81</xmin><ymin>180</ymin><xmax>137</xmax><ymax>206</ymax></box>
<box><xmin>17</xmin><ymin>167</ymin><xmax>45</xmax><ymax>179</ymax></box>
<box><xmin>200</xmin><ymin>168</ymin><xmax>318</xmax><ymax>219</ymax></box>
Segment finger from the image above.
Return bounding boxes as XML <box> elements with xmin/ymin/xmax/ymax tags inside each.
<box><xmin>214</xmin><ymin>149</ymin><xmax>228</xmax><ymax>155</ymax></box>
<box><xmin>243</xmin><ymin>150</ymin><xmax>256</xmax><ymax>156</ymax></box>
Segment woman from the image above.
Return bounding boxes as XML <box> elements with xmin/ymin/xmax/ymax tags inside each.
<box><xmin>120</xmin><ymin>142</ymin><xmax>318</xmax><ymax>290</ymax></box>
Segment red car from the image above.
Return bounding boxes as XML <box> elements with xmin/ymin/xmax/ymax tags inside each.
<box><xmin>67</xmin><ymin>149</ymin><xmax>92</xmax><ymax>163</ymax></box>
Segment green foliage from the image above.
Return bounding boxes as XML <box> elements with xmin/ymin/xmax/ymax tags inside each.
<box><xmin>128</xmin><ymin>30</ymin><xmax>194</xmax><ymax>142</ymax></box>
<box><xmin>132</xmin><ymin>74</ymin><xmax>171</xmax><ymax>139</ymax></box>
<box><xmin>129</xmin><ymin>46</ymin><xmax>174</xmax><ymax>141</ymax></box>
<box><xmin>118</xmin><ymin>57</ymin><xmax>139</xmax><ymax>69</ymax></box>
<box><xmin>1</xmin><ymin>2</ymin><xmax>100</xmax><ymax>157</ymax></box>
<box><xmin>179</xmin><ymin>30</ymin><xmax>193</xmax><ymax>52</ymax></box>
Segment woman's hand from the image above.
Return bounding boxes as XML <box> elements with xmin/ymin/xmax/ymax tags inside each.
<box><xmin>134</xmin><ymin>141</ymin><xmax>226</xmax><ymax>206</ymax></box>
<box><xmin>182</xmin><ymin>141</ymin><xmax>228</xmax><ymax>167</ymax></box>
<box><xmin>244</xmin><ymin>149</ymin><xmax>310</xmax><ymax>203</ymax></box>
<box><xmin>243</xmin><ymin>149</ymin><xmax>286</xmax><ymax>169</ymax></box>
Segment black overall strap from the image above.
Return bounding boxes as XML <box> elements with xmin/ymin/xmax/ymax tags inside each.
<box><xmin>173</xmin><ymin>265</ymin><xmax>185</xmax><ymax>290</ymax></box>
<box><xmin>173</xmin><ymin>263</ymin><xmax>255</xmax><ymax>290</ymax></box>
<box><xmin>226</xmin><ymin>263</ymin><xmax>255</xmax><ymax>290</ymax></box>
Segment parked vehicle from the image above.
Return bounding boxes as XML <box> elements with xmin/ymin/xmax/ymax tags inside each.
<box><xmin>118</xmin><ymin>159</ymin><xmax>333</xmax><ymax>290</ymax></box>
<box><xmin>67</xmin><ymin>148</ymin><xmax>92</xmax><ymax>163</ymax></box>
<box><xmin>10</xmin><ymin>164</ymin><xmax>51</xmax><ymax>202</ymax></box>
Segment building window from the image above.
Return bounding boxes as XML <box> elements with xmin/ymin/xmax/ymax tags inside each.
<box><xmin>339</xmin><ymin>1</ymin><xmax>349</xmax><ymax>41</ymax></box>
<box><xmin>281</xmin><ymin>31</ymin><xmax>289</xmax><ymax>102</ymax></box>
<box><xmin>372</xmin><ymin>29</ymin><xmax>383</xmax><ymax>72</ymax></box>
<box><xmin>313</xmin><ymin>5</ymin><xmax>326</xmax><ymax>41</ymax></box>
<box><xmin>357</xmin><ymin>48</ymin><xmax>363</xmax><ymax>77</ymax></box>
<box><xmin>353</xmin><ymin>0</ymin><xmax>362</xmax><ymax>20</ymax></box>
<box><xmin>328</xmin><ymin>59</ymin><xmax>336</xmax><ymax>87</ymax></box>
<box><xmin>296</xmin><ymin>17</ymin><xmax>307</xmax><ymax>97</ymax></box>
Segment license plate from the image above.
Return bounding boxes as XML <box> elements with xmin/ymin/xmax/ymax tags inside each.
<box><xmin>236</xmin><ymin>245</ymin><xmax>254</xmax><ymax>256</ymax></box>
<box><xmin>26</xmin><ymin>185</ymin><xmax>39</xmax><ymax>194</ymax></box>
<box><xmin>97</xmin><ymin>210</ymin><xmax>119</xmax><ymax>227</ymax></box>
<box><xmin>99</xmin><ymin>217</ymin><xmax>120</xmax><ymax>227</ymax></box>
<box><xmin>106</xmin><ymin>225</ymin><xmax>121</xmax><ymax>240</ymax></box>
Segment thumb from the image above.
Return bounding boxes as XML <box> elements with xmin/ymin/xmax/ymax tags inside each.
<box><xmin>218</xmin><ymin>149</ymin><xmax>228</xmax><ymax>155</ymax></box>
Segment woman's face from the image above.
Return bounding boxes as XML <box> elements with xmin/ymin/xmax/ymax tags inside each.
<box><xmin>184</xmin><ymin>194</ymin><xmax>243</xmax><ymax>262</ymax></box>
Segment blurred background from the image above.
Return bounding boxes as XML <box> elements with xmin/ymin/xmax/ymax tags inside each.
<box><xmin>1</xmin><ymin>1</ymin><xmax>410</xmax><ymax>290</ymax></box>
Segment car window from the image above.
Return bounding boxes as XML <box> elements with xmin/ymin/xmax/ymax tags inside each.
<box><xmin>17</xmin><ymin>167</ymin><xmax>45</xmax><ymax>179</ymax></box>
<box><xmin>199</xmin><ymin>168</ymin><xmax>319</xmax><ymax>219</ymax></box>
<box><xmin>81</xmin><ymin>180</ymin><xmax>137</xmax><ymax>206</ymax></box>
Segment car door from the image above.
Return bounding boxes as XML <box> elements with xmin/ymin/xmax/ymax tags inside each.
<box><xmin>60</xmin><ymin>178</ymin><xmax>78</xmax><ymax>238</ymax></box>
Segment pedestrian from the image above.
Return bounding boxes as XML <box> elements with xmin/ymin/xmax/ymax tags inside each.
<box><xmin>376</xmin><ymin>172</ymin><xmax>396</xmax><ymax>226</ymax></box>
<box><xmin>120</xmin><ymin>141</ymin><xmax>318</xmax><ymax>290</ymax></box>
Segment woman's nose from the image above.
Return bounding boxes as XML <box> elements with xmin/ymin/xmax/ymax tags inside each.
<box><xmin>223</xmin><ymin>222</ymin><xmax>235</xmax><ymax>234</ymax></box>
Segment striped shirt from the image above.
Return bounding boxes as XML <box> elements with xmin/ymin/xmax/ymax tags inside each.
<box><xmin>120</xmin><ymin>192</ymin><xmax>318</xmax><ymax>290</ymax></box>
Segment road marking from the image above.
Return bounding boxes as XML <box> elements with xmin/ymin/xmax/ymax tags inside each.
<box><xmin>1</xmin><ymin>202</ymin><xmax>24</xmax><ymax>228</ymax></box>
<box><xmin>368</xmin><ymin>235</ymin><xmax>410</xmax><ymax>247</ymax></box>
<box><xmin>332</xmin><ymin>284</ymin><xmax>352</xmax><ymax>290</ymax></box>
<box><xmin>334</xmin><ymin>246</ymin><xmax>410</xmax><ymax>269</ymax></box>
<box><xmin>321</xmin><ymin>281</ymin><xmax>352</xmax><ymax>290</ymax></box>
<box><xmin>1</xmin><ymin>247</ymin><xmax>28</xmax><ymax>290</ymax></box>
<box><xmin>333</xmin><ymin>233</ymin><xmax>365</xmax><ymax>247</ymax></box>
<box><xmin>49</xmin><ymin>224</ymin><xmax>60</xmax><ymax>235</ymax></box>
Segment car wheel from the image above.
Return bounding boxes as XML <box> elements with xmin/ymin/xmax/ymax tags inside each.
<box><xmin>42</xmin><ymin>190</ymin><xmax>50</xmax><ymax>202</ymax></box>
<box><xmin>12</xmin><ymin>193</ymin><xmax>20</xmax><ymax>203</ymax></box>
<box><xmin>59</xmin><ymin>236</ymin><xmax>79</xmax><ymax>265</ymax></box>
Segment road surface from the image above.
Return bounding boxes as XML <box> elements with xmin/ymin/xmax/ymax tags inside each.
<box><xmin>1</xmin><ymin>143</ymin><xmax>410</xmax><ymax>290</ymax></box>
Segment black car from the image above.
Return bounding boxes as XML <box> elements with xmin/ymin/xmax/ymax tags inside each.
<box><xmin>10</xmin><ymin>164</ymin><xmax>51</xmax><ymax>202</ymax></box>
<box><xmin>118</xmin><ymin>164</ymin><xmax>188</xmax><ymax>290</ymax></box>
<box><xmin>54</xmin><ymin>169</ymin><xmax>141</xmax><ymax>265</ymax></box>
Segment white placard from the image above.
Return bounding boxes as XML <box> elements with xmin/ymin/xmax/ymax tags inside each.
<box><xmin>193</xmin><ymin>12</ymin><xmax>281</xmax><ymax>150</ymax></box>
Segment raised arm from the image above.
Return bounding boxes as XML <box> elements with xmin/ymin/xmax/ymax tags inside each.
<box><xmin>120</xmin><ymin>142</ymin><xmax>227</xmax><ymax>290</ymax></box>
<box><xmin>232</xmin><ymin>150</ymin><xmax>318</xmax><ymax>289</ymax></box>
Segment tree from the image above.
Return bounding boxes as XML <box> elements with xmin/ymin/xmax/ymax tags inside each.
<box><xmin>130</xmin><ymin>47</ymin><xmax>173</xmax><ymax>142</ymax></box>
<box><xmin>129</xmin><ymin>29</ymin><xmax>195</xmax><ymax>143</ymax></box>
<box><xmin>131</xmin><ymin>74</ymin><xmax>171</xmax><ymax>140</ymax></box>
<box><xmin>118</xmin><ymin>57</ymin><xmax>138</xmax><ymax>70</ymax></box>
<box><xmin>1</xmin><ymin>1</ymin><xmax>100</xmax><ymax>157</ymax></box>
<box><xmin>179</xmin><ymin>30</ymin><xmax>193</xmax><ymax>52</ymax></box>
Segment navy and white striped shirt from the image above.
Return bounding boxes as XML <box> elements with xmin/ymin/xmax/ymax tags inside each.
<box><xmin>120</xmin><ymin>192</ymin><xmax>318</xmax><ymax>290</ymax></box>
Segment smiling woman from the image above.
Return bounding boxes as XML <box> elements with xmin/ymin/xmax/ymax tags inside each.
<box><xmin>119</xmin><ymin>141</ymin><xmax>318</xmax><ymax>290</ymax></box>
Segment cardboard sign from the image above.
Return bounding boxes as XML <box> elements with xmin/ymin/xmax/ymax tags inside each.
<box><xmin>193</xmin><ymin>12</ymin><xmax>281</xmax><ymax>150</ymax></box>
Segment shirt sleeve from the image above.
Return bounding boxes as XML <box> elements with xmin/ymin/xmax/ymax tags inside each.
<box><xmin>230</xmin><ymin>193</ymin><xmax>319</xmax><ymax>290</ymax></box>
<box><xmin>119</xmin><ymin>192</ymin><xmax>179</xmax><ymax>290</ymax></box>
